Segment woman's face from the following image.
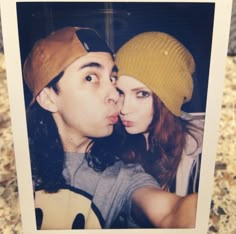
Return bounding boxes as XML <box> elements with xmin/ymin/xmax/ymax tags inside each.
<box><xmin>117</xmin><ymin>75</ymin><xmax>154</xmax><ymax>134</ymax></box>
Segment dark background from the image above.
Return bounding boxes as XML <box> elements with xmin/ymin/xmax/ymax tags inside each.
<box><xmin>17</xmin><ymin>2</ymin><xmax>215</xmax><ymax>112</ymax></box>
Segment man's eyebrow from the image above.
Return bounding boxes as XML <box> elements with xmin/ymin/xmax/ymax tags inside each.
<box><xmin>80</xmin><ymin>62</ymin><xmax>102</xmax><ymax>70</ymax></box>
<box><xmin>79</xmin><ymin>62</ymin><xmax>118</xmax><ymax>73</ymax></box>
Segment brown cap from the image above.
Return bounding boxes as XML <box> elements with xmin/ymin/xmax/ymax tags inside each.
<box><xmin>23</xmin><ymin>26</ymin><xmax>113</xmax><ymax>105</ymax></box>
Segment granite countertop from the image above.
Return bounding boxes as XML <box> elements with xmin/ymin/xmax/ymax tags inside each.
<box><xmin>0</xmin><ymin>53</ymin><xmax>22</xmax><ymax>233</ymax></box>
<box><xmin>208</xmin><ymin>56</ymin><xmax>236</xmax><ymax>234</ymax></box>
<box><xmin>0</xmin><ymin>54</ymin><xmax>236</xmax><ymax>233</ymax></box>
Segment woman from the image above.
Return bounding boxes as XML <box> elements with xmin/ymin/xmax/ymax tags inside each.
<box><xmin>115</xmin><ymin>32</ymin><xmax>204</xmax><ymax>197</ymax></box>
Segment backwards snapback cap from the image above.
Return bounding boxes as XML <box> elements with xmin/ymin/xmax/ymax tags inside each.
<box><xmin>23</xmin><ymin>26</ymin><xmax>113</xmax><ymax>105</ymax></box>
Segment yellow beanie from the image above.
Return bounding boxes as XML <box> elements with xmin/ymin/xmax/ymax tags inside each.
<box><xmin>116</xmin><ymin>32</ymin><xmax>195</xmax><ymax>116</ymax></box>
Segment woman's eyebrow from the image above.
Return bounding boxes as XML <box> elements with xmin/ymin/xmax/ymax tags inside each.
<box><xmin>131</xmin><ymin>87</ymin><xmax>149</xmax><ymax>92</ymax></box>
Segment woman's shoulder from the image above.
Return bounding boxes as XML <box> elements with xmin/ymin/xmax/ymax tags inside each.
<box><xmin>181</xmin><ymin>112</ymin><xmax>205</xmax><ymax>128</ymax></box>
<box><xmin>183</xmin><ymin>112</ymin><xmax>205</xmax><ymax>157</ymax></box>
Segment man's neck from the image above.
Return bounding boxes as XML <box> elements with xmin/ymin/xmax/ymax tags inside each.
<box><xmin>53</xmin><ymin>114</ymin><xmax>92</xmax><ymax>153</ymax></box>
<box><xmin>62</xmin><ymin>135</ymin><xmax>92</xmax><ymax>153</ymax></box>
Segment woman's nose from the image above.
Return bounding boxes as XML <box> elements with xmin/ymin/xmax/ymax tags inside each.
<box><xmin>120</xmin><ymin>97</ymin><xmax>131</xmax><ymax>116</ymax></box>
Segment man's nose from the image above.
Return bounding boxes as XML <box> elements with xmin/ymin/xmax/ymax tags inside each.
<box><xmin>105</xmin><ymin>84</ymin><xmax>119</xmax><ymax>105</ymax></box>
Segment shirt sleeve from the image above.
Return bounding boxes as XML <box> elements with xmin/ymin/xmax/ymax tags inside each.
<box><xmin>121</xmin><ymin>163</ymin><xmax>160</xmax><ymax>227</ymax></box>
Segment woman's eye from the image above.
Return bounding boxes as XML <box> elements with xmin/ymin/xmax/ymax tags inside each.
<box><xmin>85</xmin><ymin>74</ymin><xmax>98</xmax><ymax>82</ymax></box>
<box><xmin>110</xmin><ymin>76</ymin><xmax>117</xmax><ymax>84</ymax></box>
<box><xmin>137</xmin><ymin>91</ymin><xmax>151</xmax><ymax>98</ymax></box>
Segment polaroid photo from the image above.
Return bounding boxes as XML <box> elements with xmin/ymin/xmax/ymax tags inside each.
<box><xmin>0</xmin><ymin>0</ymin><xmax>233</xmax><ymax>233</ymax></box>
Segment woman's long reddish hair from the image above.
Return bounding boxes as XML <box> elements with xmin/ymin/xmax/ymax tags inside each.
<box><xmin>121</xmin><ymin>93</ymin><xmax>199</xmax><ymax>190</ymax></box>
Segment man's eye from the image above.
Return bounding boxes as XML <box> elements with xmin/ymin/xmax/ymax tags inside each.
<box><xmin>116</xmin><ymin>87</ymin><xmax>124</xmax><ymax>96</ymax></box>
<box><xmin>137</xmin><ymin>91</ymin><xmax>151</xmax><ymax>98</ymax></box>
<box><xmin>85</xmin><ymin>74</ymin><xmax>98</xmax><ymax>82</ymax></box>
<box><xmin>110</xmin><ymin>76</ymin><xmax>117</xmax><ymax>84</ymax></box>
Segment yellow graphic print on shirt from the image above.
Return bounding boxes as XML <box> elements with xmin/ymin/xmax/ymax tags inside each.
<box><xmin>34</xmin><ymin>188</ymin><xmax>103</xmax><ymax>229</ymax></box>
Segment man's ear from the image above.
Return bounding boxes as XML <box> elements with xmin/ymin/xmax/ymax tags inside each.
<box><xmin>36</xmin><ymin>88</ymin><xmax>58</xmax><ymax>113</ymax></box>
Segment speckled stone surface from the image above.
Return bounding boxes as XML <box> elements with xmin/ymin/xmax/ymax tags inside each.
<box><xmin>0</xmin><ymin>55</ymin><xmax>236</xmax><ymax>233</ymax></box>
<box><xmin>208</xmin><ymin>56</ymin><xmax>236</xmax><ymax>234</ymax></box>
<box><xmin>0</xmin><ymin>53</ymin><xmax>22</xmax><ymax>233</ymax></box>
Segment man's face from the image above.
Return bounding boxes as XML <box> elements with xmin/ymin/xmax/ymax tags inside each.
<box><xmin>52</xmin><ymin>52</ymin><xmax>119</xmax><ymax>141</ymax></box>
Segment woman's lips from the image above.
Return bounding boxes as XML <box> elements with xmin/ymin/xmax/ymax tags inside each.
<box><xmin>121</xmin><ymin>120</ymin><xmax>134</xmax><ymax>127</ymax></box>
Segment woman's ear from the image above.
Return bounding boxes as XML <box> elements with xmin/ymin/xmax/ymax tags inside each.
<box><xmin>36</xmin><ymin>88</ymin><xmax>58</xmax><ymax>113</ymax></box>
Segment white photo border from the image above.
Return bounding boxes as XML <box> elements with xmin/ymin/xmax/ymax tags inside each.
<box><xmin>0</xmin><ymin>0</ymin><xmax>233</xmax><ymax>233</ymax></box>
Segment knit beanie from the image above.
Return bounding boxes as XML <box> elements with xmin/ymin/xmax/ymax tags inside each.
<box><xmin>115</xmin><ymin>32</ymin><xmax>195</xmax><ymax>116</ymax></box>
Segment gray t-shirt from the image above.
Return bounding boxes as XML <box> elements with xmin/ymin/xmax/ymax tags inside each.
<box><xmin>34</xmin><ymin>152</ymin><xmax>159</xmax><ymax>229</ymax></box>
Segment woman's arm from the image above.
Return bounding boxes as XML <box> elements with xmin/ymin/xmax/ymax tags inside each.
<box><xmin>132</xmin><ymin>187</ymin><xmax>197</xmax><ymax>228</ymax></box>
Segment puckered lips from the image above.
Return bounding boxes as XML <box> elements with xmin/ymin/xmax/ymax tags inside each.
<box><xmin>107</xmin><ymin>113</ymin><xmax>119</xmax><ymax>125</ymax></box>
<box><xmin>120</xmin><ymin>119</ymin><xmax>134</xmax><ymax>127</ymax></box>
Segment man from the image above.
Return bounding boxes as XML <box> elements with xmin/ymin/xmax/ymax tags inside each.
<box><xmin>24</xmin><ymin>26</ymin><xmax>197</xmax><ymax>229</ymax></box>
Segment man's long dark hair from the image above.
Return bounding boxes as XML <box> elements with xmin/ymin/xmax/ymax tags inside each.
<box><xmin>27</xmin><ymin>73</ymin><xmax>122</xmax><ymax>193</ymax></box>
